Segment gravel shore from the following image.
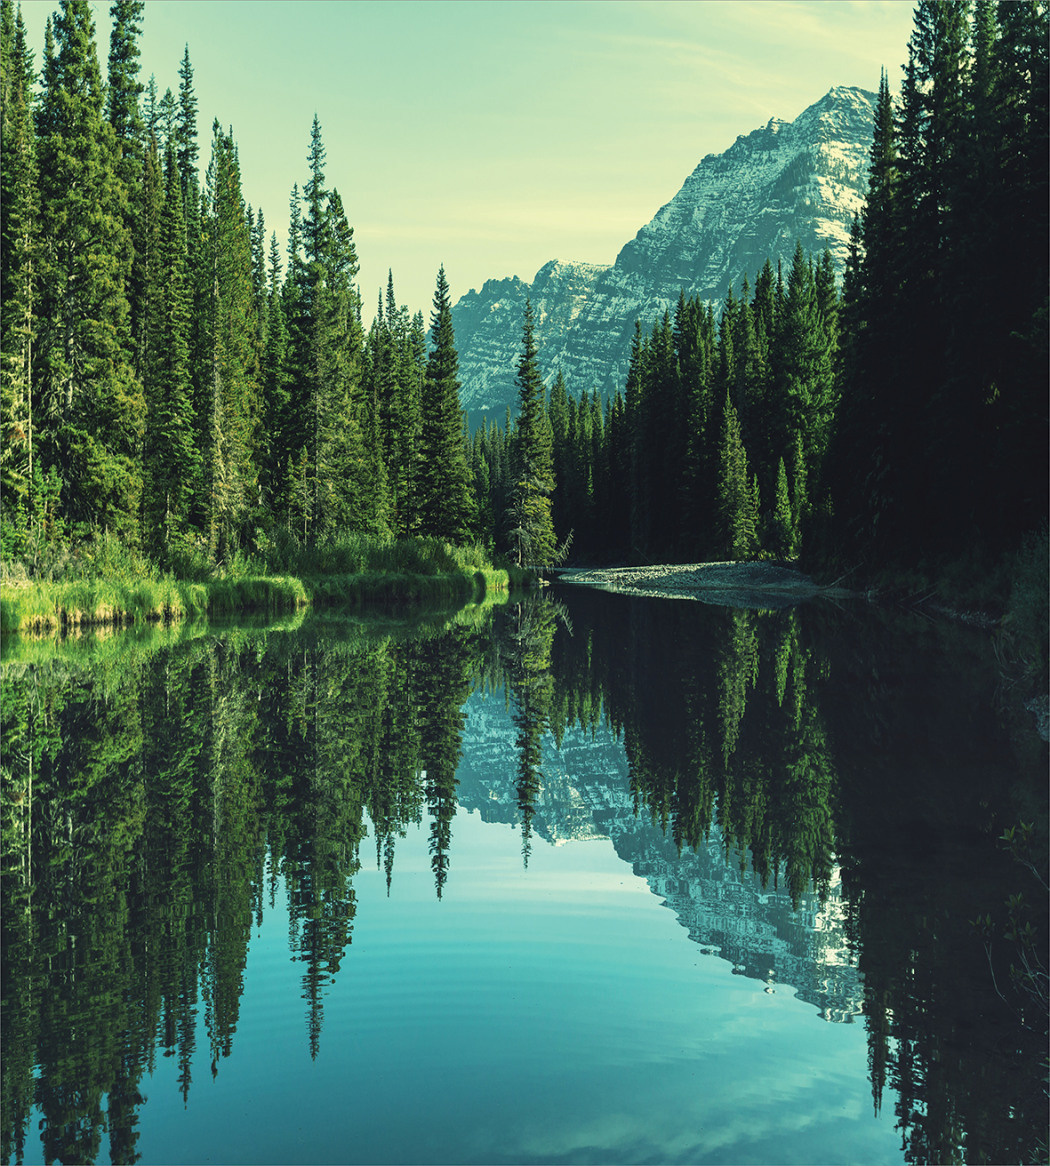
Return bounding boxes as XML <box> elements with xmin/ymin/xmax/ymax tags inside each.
<box><xmin>552</xmin><ymin>561</ymin><xmax>856</xmax><ymax>608</ymax></box>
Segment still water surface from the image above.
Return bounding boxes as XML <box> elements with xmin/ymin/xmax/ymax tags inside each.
<box><xmin>2</xmin><ymin>588</ymin><xmax>1045</xmax><ymax>1164</ymax></box>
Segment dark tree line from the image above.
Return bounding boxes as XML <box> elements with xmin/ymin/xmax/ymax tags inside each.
<box><xmin>472</xmin><ymin>0</ymin><xmax>1046</xmax><ymax>574</ymax></box>
<box><xmin>827</xmin><ymin>0</ymin><xmax>1048</xmax><ymax>566</ymax></box>
<box><xmin>471</xmin><ymin>247</ymin><xmax>838</xmax><ymax>565</ymax></box>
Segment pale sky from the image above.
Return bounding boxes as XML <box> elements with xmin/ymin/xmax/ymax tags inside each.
<box><xmin>27</xmin><ymin>0</ymin><xmax>917</xmax><ymax>321</ymax></box>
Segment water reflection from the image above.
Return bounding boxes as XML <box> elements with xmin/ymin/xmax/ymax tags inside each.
<box><xmin>1</xmin><ymin>593</ymin><xmax>1045</xmax><ymax>1165</ymax></box>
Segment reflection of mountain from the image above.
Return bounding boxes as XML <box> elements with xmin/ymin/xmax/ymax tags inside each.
<box><xmin>6</xmin><ymin>601</ymin><xmax>1043</xmax><ymax>1166</ymax></box>
<box><xmin>457</xmin><ymin>691</ymin><xmax>862</xmax><ymax>1022</ymax></box>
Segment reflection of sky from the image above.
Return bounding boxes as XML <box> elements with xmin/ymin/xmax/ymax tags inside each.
<box><xmin>130</xmin><ymin>809</ymin><xmax>902</xmax><ymax>1166</ymax></box>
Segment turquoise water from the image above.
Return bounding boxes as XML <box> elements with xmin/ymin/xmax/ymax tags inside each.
<box><xmin>132</xmin><ymin>804</ymin><xmax>895</xmax><ymax>1166</ymax></box>
<box><xmin>2</xmin><ymin>592</ymin><xmax>1044</xmax><ymax>1164</ymax></box>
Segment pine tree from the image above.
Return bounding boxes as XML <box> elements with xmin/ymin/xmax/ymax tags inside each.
<box><xmin>142</xmin><ymin>142</ymin><xmax>198</xmax><ymax>561</ymax></box>
<box><xmin>279</xmin><ymin>120</ymin><xmax>376</xmax><ymax>540</ymax></box>
<box><xmin>623</xmin><ymin>320</ymin><xmax>648</xmax><ymax>556</ymax></box>
<box><xmin>105</xmin><ymin>0</ymin><xmax>144</xmax><ymax>341</ymax></box>
<box><xmin>308</xmin><ymin>175</ymin><xmax>377</xmax><ymax>538</ymax></box>
<box><xmin>198</xmin><ymin>121</ymin><xmax>259</xmax><ymax>560</ymax></box>
<box><xmin>106</xmin><ymin>0</ymin><xmax>144</xmax><ymax>153</ymax></box>
<box><xmin>679</xmin><ymin>297</ymin><xmax>717</xmax><ymax>557</ymax></box>
<box><xmin>368</xmin><ymin>272</ymin><xmax>422</xmax><ymax>536</ymax></box>
<box><xmin>156</xmin><ymin>84</ymin><xmax>176</xmax><ymax>154</ymax></box>
<box><xmin>133</xmin><ymin>130</ymin><xmax>163</xmax><ymax>380</ymax></box>
<box><xmin>772</xmin><ymin>242</ymin><xmax>836</xmax><ymax>522</ymax></box>
<box><xmin>261</xmin><ymin>232</ymin><xmax>293</xmax><ymax>518</ymax></box>
<box><xmin>508</xmin><ymin>300</ymin><xmax>557</xmax><ymax>569</ymax></box>
<box><xmin>643</xmin><ymin>311</ymin><xmax>683</xmax><ymax>556</ymax></box>
<box><xmin>824</xmin><ymin>71</ymin><xmax>900</xmax><ymax>556</ymax></box>
<box><xmin>36</xmin><ymin>0</ymin><xmax>144</xmax><ymax>540</ymax></box>
<box><xmin>175</xmin><ymin>45</ymin><xmax>199</xmax><ymax>229</ymax></box>
<box><xmin>769</xmin><ymin>456</ymin><xmax>797</xmax><ymax>561</ymax></box>
<box><xmin>417</xmin><ymin>266</ymin><xmax>475</xmax><ymax>543</ymax></box>
<box><xmin>546</xmin><ymin>370</ymin><xmax>573</xmax><ymax>545</ymax></box>
<box><xmin>716</xmin><ymin>390</ymin><xmax>758</xmax><ymax>560</ymax></box>
<box><xmin>0</xmin><ymin>0</ymin><xmax>38</xmax><ymax>548</ymax></box>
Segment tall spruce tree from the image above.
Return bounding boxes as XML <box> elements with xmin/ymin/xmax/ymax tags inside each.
<box><xmin>368</xmin><ymin>272</ymin><xmax>423</xmax><ymax>537</ymax></box>
<box><xmin>417</xmin><ymin>266</ymin><xmax>474</xmax><ymax>543</ymax></box>
<box><xmin>508</xmin><ymin>300</ymin><xmax>557</xmax><ymax>569</ymax></box>
<box><xmin>716</xmin><ymin>389</ymin><xmax>759</xmax><ymax>560</ymax></box>
<box><xmin>280</xmin><ymin>118</ymin><xmax>377</xmax><ymax>540</ymax></box>
<box><xmin>310</xmin><ymin>177</ymin><xmax>377</xmax><ymax>538</ymax></box>
<box><xmin>142</xmin><ymin>142</ymin><xmax>197</xmax><ymax>561</ymax></box>
<box><xmin>261</xmin><ymin>232</ymin><xmax>293</xmax><ymax>518</ymax></box>
<box><xmin>199</xmin><ymin>121</ymin><xmax>259</xmax><ymax>560</ymax></box>
<box><xmin>36</xmin><ymin>0</ymin><xmax>144</xmax><ymax>540</ymax></box>
<box><xmin>0</xmin><ymin>0</ymin><xmax>38</xmax><ymax>547</ymax></box>
<box><xmin>106</xmin><ymin>0</ymin><xmax>144</xmax><ymax>354</ymax></box>
<box><xmin>175</xmin><ymin>45</ymin><xmax>199</xmax><ymax>230</ymax></box>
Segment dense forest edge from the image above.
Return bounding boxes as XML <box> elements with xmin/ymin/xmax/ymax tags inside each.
<box><xmin>0</xmin><ymin>0</ymin><xmax>1046</xmax><ymax>697</ymax></box>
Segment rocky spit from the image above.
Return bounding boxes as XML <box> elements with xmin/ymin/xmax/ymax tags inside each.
<box><xmin>553</xmin><ymin>561</ymin><xmax>858</xmax><ymax>608</ymax></box>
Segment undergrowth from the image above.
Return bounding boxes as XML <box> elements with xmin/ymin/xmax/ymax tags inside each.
<box><xmin>1</xmin><ymin>531</ymin><xmax>531</xmax><ymax>634</ymax></box>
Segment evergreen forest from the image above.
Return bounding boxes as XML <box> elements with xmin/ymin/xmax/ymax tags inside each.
<box><xmin>1</xmin><ymin>0</ymin><xmax>1047</xmax><ymax>592</ymax></box>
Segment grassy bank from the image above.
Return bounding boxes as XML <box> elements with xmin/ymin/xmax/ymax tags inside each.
<box><xmin>0</xmin><ymin>574</ymin><xmax>309</xmax><ymax>634</ymax></box>
<box><xmin>1</xmin><ymin>533</ymin><xmax>531</xmax><ymax>635</ymax></box>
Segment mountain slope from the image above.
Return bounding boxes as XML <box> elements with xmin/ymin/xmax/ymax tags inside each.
<box><xmin>452</xmin><ymin>86</ymin><xmax>875</xmax><ymax>423</ymax></box>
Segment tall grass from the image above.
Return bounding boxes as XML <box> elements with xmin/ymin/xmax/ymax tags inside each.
<box><xmin>1</xmin><ymin>531</ymin><xmax>531</xmax><ymax>635</ymax></box>
<box><xmin>257</xmin><ymin>529</ymin><xmax>507</xmax><ymax>580</ymax></box>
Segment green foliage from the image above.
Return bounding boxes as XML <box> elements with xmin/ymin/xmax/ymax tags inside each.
<box><xmin>142</xmin><ymin>142</ymin><xmax>199</xmax><ymax>564</ymax></box>
<box><xmin>0</xmin><ymin>0</ymin><xmax>38</xmax><ymax>537</ymax></box>
<box><xmin>768</xmin><ymin>457</ymin><xmax>797</xmax><ymax>560</ymax></box>
<box><xmin>0</xmin><ymin>524</ymin><xmax>524</xmax><ymax>633</ymax></box>
<box><xmin>508</xmin><ymin>301</ymin><xmax>558</xmax><ymax>570</ymax></box>
<box><xmin>36</xmin><ymin>0</ymin><xmax>144</xmax><ymax>541</ymax></box>
<box><xmin>416</xmin><ymin>267</ymin><xmax>474</xmax><ymax>542</ymax></box>
<box><xmin>199</xmin><ymin>121</ymin><xmax>260</xmax><ymax>560</ymax></box>
<box><xmin>716</xmin><ymin>392</ymin><xmax>760</xmax><ymax>559</ymax></box>
<box><xmin>823</xmin><ymin>1</ymin><xmax>1048</xmax><ymax>568</ymax></box>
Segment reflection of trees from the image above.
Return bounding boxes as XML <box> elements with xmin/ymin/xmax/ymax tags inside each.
<box><xmin>548</xmin><ymin>589</ymin><xmax>1047</xmax><ymax>1165</ymax></box>
<box><xmin>547</xmin><ymin>595</ymin><xmax>837</xmax><ymax>904</ymax></box>
<box><xmin>0</xmin><ymin>612</ymin><xmax>492</xmax><ymax>1163</ymax></box>
<box><xmin>499</xmin><ymin>601</ymin><xmax>559</xmax><ymax>866</ymax></box>
<box><xmin>3</xmin><ymin>594</ymin><xmax>1045</xmax><ymax>1165</ymax></box>
<box><xmin>415</xmin><ymin>628</ymin><xmax>476</xmax><ymax>898</ymax></box>
<box><xmin>821</xmin><ymin>611</ymin><xmax>1049</xmax><ymax>1166</ymax></box>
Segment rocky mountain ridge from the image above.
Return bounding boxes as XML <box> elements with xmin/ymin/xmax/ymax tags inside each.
<box><xmin>452</xmin><ymin>85</ymin><xmax>875</xmax><ymax>424</ymax></box>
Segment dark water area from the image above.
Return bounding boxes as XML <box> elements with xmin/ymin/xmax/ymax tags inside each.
<box><xmin>1</xmin><ymin>590</ymin><xmax>1046</xmax><ymax>1165</ymax></box>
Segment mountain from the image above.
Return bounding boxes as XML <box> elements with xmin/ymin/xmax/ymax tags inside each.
<box><xmin>452</xmin><ymin>85</ymin><xmax>875</xmax><ymax>424</ymax></box>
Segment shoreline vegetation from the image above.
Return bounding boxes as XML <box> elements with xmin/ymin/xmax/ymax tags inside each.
<box><xmin>0</xmin><ymin>533</ymin><xmax>531</xmax><ymax>636</ymax></box>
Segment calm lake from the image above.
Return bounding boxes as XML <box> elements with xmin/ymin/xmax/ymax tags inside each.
<box><xmin>2</xmin><ymin>586</ymin><xmax>1046</xmax><ymax>1165</ymax></box>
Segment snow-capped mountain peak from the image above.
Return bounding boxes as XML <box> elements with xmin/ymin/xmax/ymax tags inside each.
<box><xmin>452</xmin><ymin>86</ymin><xmax>875</xmax><ymax>423</ymax></box>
